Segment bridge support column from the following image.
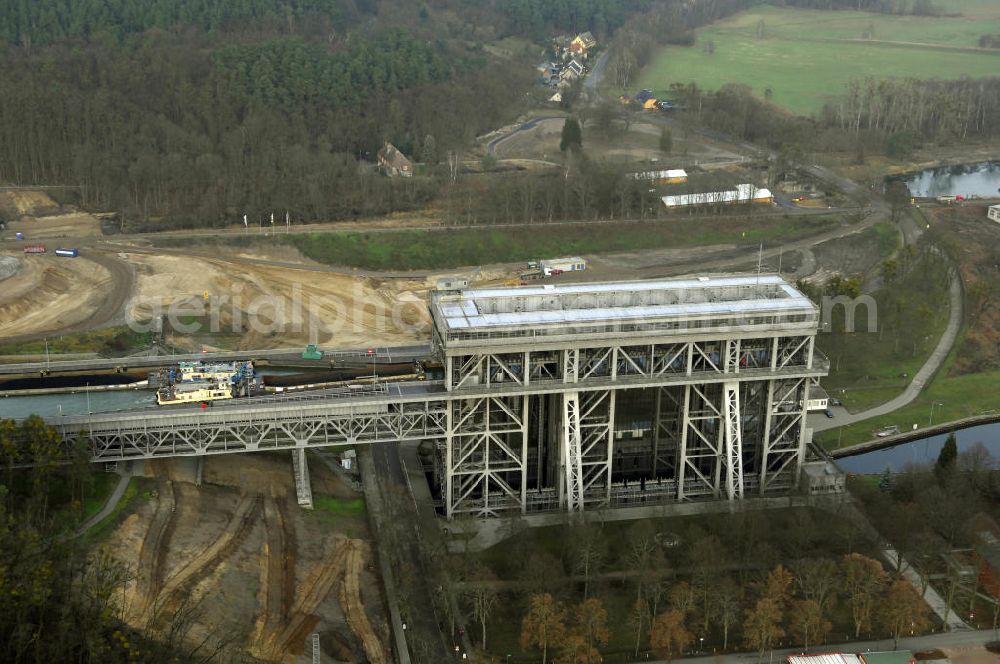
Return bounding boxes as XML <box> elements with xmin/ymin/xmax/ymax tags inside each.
<box><xmin>445</xmin><ymin>396</ymin><xmax>527</xmax><ymax>518</ymax></box>
<box><xmin>292</xmin><ymin>448</ymin><xmax>313</xmax><ymax>509</ymax></box>
<box><xmin>721</xmin><ymin>381</ymin><xmax>743</xmax><ymax>500</ymax></box>
<box><xmin>759</xmin><ymin>377</ymin><xmax>809</xmax><ymax>493</ymax></box>
<box><xmin>559</xmin><ymin>389</ymin><xmax>615</xmax><ymax>513</ymax></box>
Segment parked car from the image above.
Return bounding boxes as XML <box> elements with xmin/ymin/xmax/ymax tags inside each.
<box><xmin>824</xmin><ymin>409</ymin><xmax>835</xmax><ymax>419</ymax></box>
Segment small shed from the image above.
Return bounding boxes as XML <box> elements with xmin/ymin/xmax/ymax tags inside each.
<box><xmin>988</xmin><ymin>204</ymin><xmax>1000</xmax><ymax>223</ymax></box>
<box><xmin>436</xmin><ymin>277</ymin><xmax>469</xmax><ymax>291</ymax></box>
<box><xmin>540</xmin><ymin>257</ymin><xmax>586</xmax><ymax>273</ymax></box>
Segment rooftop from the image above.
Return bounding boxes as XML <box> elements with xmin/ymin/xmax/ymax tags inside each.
<box><xmin>788</xmin><ymin>655</ymin><xmax>863</xmax><ymax>664</ymax></box>
<box><xmin>431</xmin><ymin>275</ymin><xmax>818</xmax><ymax>344</ymax></box>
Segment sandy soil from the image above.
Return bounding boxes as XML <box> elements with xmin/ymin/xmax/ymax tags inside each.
<box><xmin>8</xmin><ymin>212</ymin><xmax>103</xmax><ymax>239</ymax></box>
<box><xmin>104</xmin><ymin>454</ymin><xmax>387</xmax><ymax>664</ymax></box>
<box><xmin>942</xmin><ymin>645</ymin><xmax>1000</xmax><ymax>664</ymax></box>
<box><xmin>126</xmin><ymin>253</ymin><xmax>432</xmax><ymax>350</ymax></box>
<box><xmin>0</xmin><ymin>251</ymin><xmax>112</xmax><ymax>338</ymax></box>
<box><xmin>0</xmin><ymin>190</ymin><xmax>61</xmax><ymax>217</ymax></box>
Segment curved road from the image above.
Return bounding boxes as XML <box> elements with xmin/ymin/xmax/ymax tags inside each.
<box><xmin>3</xmin><ymin>250</ymin><xmax>134</xmax><ymax>344</ymax></box>
<box><xmin>812</xmin><ymin>209</ymin><xmax>964</xmax><ymax>433</ymax></box>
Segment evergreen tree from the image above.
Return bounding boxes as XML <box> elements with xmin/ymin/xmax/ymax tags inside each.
<box><xmin>420</xmin><ymin>133</ymin><xmax>438</xmax><ymax>165</ymax></box>
<box><xmin>878</xmin><ymin>466</ymin><xmax>895</xmax><ymax>492</ymax></box>
<box><xmin>659</xmin><ymin>127</ymin><xmax>672</xmax><ymax>153</ymax></box>
<box><xmin>560</xmin><ymin>117</ymin><xmax>583</xmax><ymax>153</ymax></box>
<box><xmin>934</xmin><ymin>433</ymin><xmax>958</xmax><ymax>480</ymax></box>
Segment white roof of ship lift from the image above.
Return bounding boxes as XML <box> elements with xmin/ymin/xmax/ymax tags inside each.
<box><xmin>437</xmin><ymin>275</ymin><xmax>813</xmax><ymax>331</ymax></box>
<box><xmin>788</xmin><ymin>655</ymin><xmax>863</xmax><ymax>664</ymax></box>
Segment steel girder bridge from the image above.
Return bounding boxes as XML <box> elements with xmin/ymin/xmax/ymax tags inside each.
<box><xmin>52</xmin><ymin>276</ymin><xmax>827</xmax><ymax>519</ymax></box>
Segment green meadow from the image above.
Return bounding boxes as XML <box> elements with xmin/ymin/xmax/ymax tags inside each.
<box><xmin>636</xmin><ymin>4</ymin><xmax>1000</xmax><ymax>115</ymax></box>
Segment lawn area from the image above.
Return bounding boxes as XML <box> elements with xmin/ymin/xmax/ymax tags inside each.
<box><xmin>0</xmin><ymin>326</ymin><xmax>155</xmax><ymax>357</ymax></box>
<box><xmin>156</xmin><ymin>214</ymin><xmax>844</xmax><ymax>271</ymax></box>
<box><xmin>286</xmin><ymin>214</ymin><xmax>842</xmax><ymax>270</ymax></box>
<box><xmin>816</xmin><ymin>248</ymin><xmax>951</xmax><ymax>413</ymax></box>
<box><xmin>82</xmin><ymin>477</ymin><xmax>142</xmax><ymax>544</ymax></box>
<box><xmin>817</xmin><ymin>364</ymin><xmax>1000</xmax><ymax>451</ymax></box>
<box><xmin>313</xmin><ymin>496</ymin><xmax>365</xmax><ymax>515</ymax></box>
<box><xmin>722</xmin><ymin>4</ymin><xmax>1000</xmax><ymax>48</ymax></box>
<box><xmin>635</xmin><ymin>5</ymin><xmax>1000</xmax><ymax>115</ymax></box>
<box><xmin>81</xmin><ymin>472</ymin><xmax>122</xmax><ymax>523</ymax></box>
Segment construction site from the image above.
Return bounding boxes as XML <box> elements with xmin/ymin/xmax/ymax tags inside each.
<box><xmin>106</xmin><ymin>454</ymin><xmax>390</xmax><ymax>664</ymax></box>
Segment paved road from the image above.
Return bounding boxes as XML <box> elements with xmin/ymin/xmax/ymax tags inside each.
<box><xmin>583</xmin><ymin>48</ymin><xmax>610</xmax><ymax>95</ymax></box>
<box><xmin>811</xmin><ymin>209</ymin><xmax>963</xmax><ymax>434</ymax></box>
<box><xmin>811</xmin><ymin>270</ymin><xmax>962</xmax><ymax>433</ymax></box>
<box><xmin>75</xmin><ymin>467</ymin><xmax>131</xmax><ymax>536</ymax></box>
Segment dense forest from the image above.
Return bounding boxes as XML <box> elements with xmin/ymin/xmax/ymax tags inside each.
<box><xmin>0</xmin><ymin>0</ymin><xmax>644</xmax><ymax>230</ymax></box>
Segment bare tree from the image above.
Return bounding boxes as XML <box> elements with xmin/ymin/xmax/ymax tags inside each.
<box><xmin>465</xmin><ymin>566</ymin><xmax>500</xmax><ymax>651</ymax></box>
<box><xmin>710</xmin><ymin>577</ymin><xmax>742</xmax><ymax>650</ymax></box>
<box><xmin>793</xmin><ymin>559</ymin><xmax>839</xmax><ymax>614</ymax></box>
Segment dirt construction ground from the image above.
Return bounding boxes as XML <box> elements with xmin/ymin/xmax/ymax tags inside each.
<box><xmin>104</xmin><ymin>453</ymin><xmax>389</xmax><ymax>664</ymax></box>
<box><xmin>126</xmin><ymin>251</ymin><xmax>431</xmax><ymax>350</ymax></box>
<box><xmin>0</xmin><ymin>250</ymin><xmax>112</xmax><ymax>338</ymax></box>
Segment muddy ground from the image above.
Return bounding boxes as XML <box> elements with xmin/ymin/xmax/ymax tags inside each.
<box><xmin>928</xmin><ymin>204</ymin><xmax>1000</xmax><ymax>375</ymax></box>
<box><xmin>103</xmin><ymin>453</ymin><xmax>388</xmax><ymax>664</ymax></box>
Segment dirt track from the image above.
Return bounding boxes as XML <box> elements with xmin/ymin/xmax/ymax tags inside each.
<box><xmin>0</xmin><ymin>249</ymin><xmax>133</xmax><ymax>343</ymax></box>
<box><xmin>148</xmin><ymin>493</ymin><xmax>261</xmax><ymax>625</ymax></box>
<box><xmin>340</xmin><ymin>539</ymin><xmax>388</xmax><ymax>664</ymax></box>
<box><xmin>133</xmin><ymin>479</ymin><xmax>177</xmax><ymax>621</ymax></box>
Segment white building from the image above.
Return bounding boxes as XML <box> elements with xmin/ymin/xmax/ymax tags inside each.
<box><xmin>988</xmin><ymin>204</ymin><xmax>1000</xmax><ymax>223</ymax></box>
<box><xmin>662</xmin><ymin>184</ymin><xmax>773</xmax><ymax>208</ymax></box>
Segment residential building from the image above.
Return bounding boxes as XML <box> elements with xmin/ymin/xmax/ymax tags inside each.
<box><xmin>988</xmin><ymin>204</ymin><xmax>1000</xmax><ymax>222</ymax></box>
<box><xmin>376</xmin><ymin>142</ymin><xmax>413</xmax><ymax>177</ymax></box>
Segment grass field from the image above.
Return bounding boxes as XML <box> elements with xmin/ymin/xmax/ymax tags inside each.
<box><xmin>286</xmin><ymin>214</ymin><xmax>843</xmax><ymax>270</ymax></box>
<box><xmin>155</xmin><ymin>214</ymin><xmax>845</xmax><ymax>271</ymax></box>
<box><xmin>0</xmin><ymin>326</ymin><xmax>155</xmax><ymax>357</ymax></box>
<box><xmin>635</xmin><ymin>4</ymin><xmax>1000</xmax><ymax>116</ymax></box>
<box><xmin>816</xmin><ymin>314</ymin><xmax>1000</xmax><ymax>450</ymax></box>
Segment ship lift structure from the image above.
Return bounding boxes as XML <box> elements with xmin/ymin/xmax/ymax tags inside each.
<box><xmin>48</xmin><ymin>275</ymin><xmax>826</xmax><ymax>518</ymax></box>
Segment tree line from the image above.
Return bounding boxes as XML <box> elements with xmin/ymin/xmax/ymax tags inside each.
<box><xmin>0</xmin><ymin>12</ymin><xmax>536</xmax><ymax>229</ymax></box>
<box><xmin>456</xmin><ymin>514</ymin><xmax>932</xmax><ymax>661</ymax></box>
<box><xmin>0</xmin><ymin>416</ymin><xmax>224</xmax><ymax>662</ymax></box>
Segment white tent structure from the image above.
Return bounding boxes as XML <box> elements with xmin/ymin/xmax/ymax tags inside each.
<box><xmin>662</xmin><ymin>183</ymin><xmax>773</xmax><ymax>208</ymax></box>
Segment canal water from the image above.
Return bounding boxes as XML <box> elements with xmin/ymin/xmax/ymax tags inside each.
<box><xmin>902</xmin><ymin>161</ymin><xmax>1000</xmax><ymax>198</ymax></box>
<box><xmin>836</xmin><ymin>421</ymin><xmax>1000</xmax><ymax>474</ymax></box>
<box><xmin>0</xmin><ymin>390</ymin><xmax>156</xmax><ymax>420</ymax></box>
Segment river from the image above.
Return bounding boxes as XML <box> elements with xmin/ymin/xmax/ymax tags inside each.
<box><xmin>901</xmin><ymin>161</ymin><xmax>1000</xmax><ymax>198</ymax></box>
<box><xmin>836</xmin><ymin>421</ymin><xmax>1000</xmax><ymax>474</ymax></box>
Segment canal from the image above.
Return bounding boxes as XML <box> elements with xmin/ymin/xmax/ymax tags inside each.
<box><xmin>900</xmin><ymin>161</ymin><xmax>1000</xmax><ymax>198</ymax></box>
<box><xmin>836</xmin><ymin>421</ymin><xmax>1000</xmax><ymax>474</ymax></box>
